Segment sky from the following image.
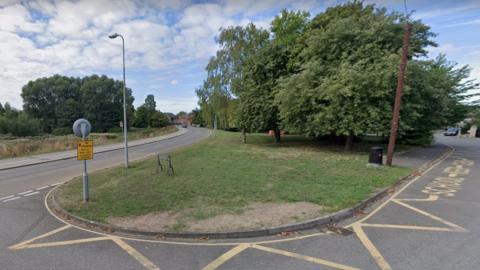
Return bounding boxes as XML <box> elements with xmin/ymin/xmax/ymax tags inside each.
<box><xmin>0</xmin><ymin>0</ymin><xmax>479</xmax><ymax>114</ymax></box>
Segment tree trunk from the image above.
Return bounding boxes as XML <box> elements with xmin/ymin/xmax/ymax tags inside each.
<box><xmin>345</xmin><ymin>132</ymin><xmax>354</xmax><ymax>151</ymax></box>
<box><xmin>273</xmin><ymin>126</ymin><xmax>281</xmax><ymax>144</ymax></box>
<box><xmin>242</xmin><ymin>129</ymin><xmax>247</xmax><ymax>144</ymax></box>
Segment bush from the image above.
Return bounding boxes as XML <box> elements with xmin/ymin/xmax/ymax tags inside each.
<box><xmin>51</xmin><ymin>127</ymin><xmax>72</xmax><ymax>136</ymax></box>
<box><xmin>398</xmin><ymin>130</ymin><xmax>434</xmax><ymax>146</ymax></box>
<box><xmin>107</xmin><ymin>127</ymin><xmax>122</xmax><ymax>133</ymax></box>
<box><xmin>461</xmin><ymin>123</ymin><xmax>472</xmax><ymax>134</ymax></box>
<box><xmin>149</xmin><ymin>111</ymin><xmax>169</xmax><ymax>128</ymax></box>
<box><xmin>0</xmin><ymin>114</ymin><xmax>42</xmax><ymax>137</ymax></box>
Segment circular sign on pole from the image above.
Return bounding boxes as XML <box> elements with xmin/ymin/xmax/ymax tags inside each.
<box><xmin>73</xmin><ymin>118</ymin><xmax>92</xmax><ymax>138</ymax></box>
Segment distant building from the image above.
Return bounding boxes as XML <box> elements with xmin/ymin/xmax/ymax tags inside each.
<box><xmin>164</xmin><ymin>112</ymin><xmax>192</xmax><ymax>126</ymax></box>
<box><xmin>164</xmin><ymin>113</ymin><xmax>177</xmax><ymax>123</ymax></box>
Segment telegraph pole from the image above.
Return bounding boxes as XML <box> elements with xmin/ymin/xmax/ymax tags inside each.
<box><xmin>386</xmin><ymin>23</ymin><xmax>412</xmax><ymax>166</ymax></box>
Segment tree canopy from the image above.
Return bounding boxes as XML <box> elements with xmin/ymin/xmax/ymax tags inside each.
<box><xmin>196</xmin><ymin>2</ymin><xmax>478</xmax><ymax>147</ymax></box>
<box><xmin>21</xmin><ymin>75</ymin><xmax>134</xmax><ymax>132</ymax></box>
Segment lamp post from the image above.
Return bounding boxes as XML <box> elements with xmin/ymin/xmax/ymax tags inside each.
<box><xmin>109</xmin><ymin>33</ymin><xmax>129</xmax><ymax>168</ymax></box>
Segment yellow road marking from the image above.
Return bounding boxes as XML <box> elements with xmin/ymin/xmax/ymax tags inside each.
<box><xmin>347</xmin><ymin>146</ymin><xmax>453</xmax><ymax>229</ymax></box>
<box><xmin>361</xmin><ymin>223</ymin><xmax>456</xmax><ymax>232</ymax></box>
<box><xmin>111</xmin><ymin>237</ymin><xmax>160</xmax><ymax>270</ymax></box>
<box><xmin>353</xmin><ymin>224</ymin><xmax>392</xmax><ymax>270</ymax></box>
<box><xmin>44</xmin><ymin>188</ymin><xmax>328</xmax><ymax>246</ymax></box>
<box><xmin>392</xmin><ymin>199</ymin><xmax>467</xmax><ymax>232</ymax></box>
<box><xmin>251</xmin><ymin>244</ymin><xmax>360</xmax><ymax>270</ymax></box>
<box><xmin>397</xmin><ymin>194</ymin><xmax>439</xmax><ymax>202</ymax></box>
<box><xmin>9</xmin><ymin>225</ymin><xmax>71</xmax><ymax>250</ymax></box>
<box><xmin>16</xmin><ymin>237</ymin><xmax>111</xmax><ymax>249</ymax></box>
<box><xmin>202</xmin><ymin>244</ymin><xmax>250</xmax><ymax>270</ymax></box>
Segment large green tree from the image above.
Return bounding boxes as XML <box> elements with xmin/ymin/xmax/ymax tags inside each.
<box><xmin>196</xmin><ymin>23</ymin><xmax>269</xmax><ymax>132</ymax></box>
<box><xmin>238</xmin><ymin>10</ymin><xmax>309</xmax><ymax>143</ymax></box>
<box><xmin>275</xmin><ymin>2</ymin><xmax>437</xmax><ymax>149</ymax></box>
<box><xmin>22</xmin><ymin>75</ymin><xmax>80</xmax><ymax>132</ymax></box>
<box><xmin>134</xmin><ymin>95</ymin><xmax>157</xmax><ymax>128</ymax></box>
<box><xmin>21</xmin><ymin>75</ymin><xmax>134</xmax><ymax>133</ymax></box>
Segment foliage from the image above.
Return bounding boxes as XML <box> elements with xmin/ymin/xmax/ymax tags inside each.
<box><xmin>196</xmin><ymin>23</ymin><xmax>270</xmax><ymax>130</ymax></box>
<box><xmin>0</xmin><ymin>113</ymin><xmax>41</xmax><ymax>137</ymax></box>
<box><xmin>134</xmin><ymin>95</ymin><xmax>168</xmax><ymax>128</ymax></box>
<box><xmin>191</xmin><ymin>108</ymin><xmax>205</xmax><ymax>126</ymax></box>
<box><xmin>21</xmin><ymin>75</ymin><xmax>135</xmax><ymax>133</ymax></box>
<box><xmin>198</xmin><ymin>2</ymin><xmax>478</xmax><ymax>147</ymax></box>
<box><xmin>51</xmin><ymin>127</ymin><xmax>72</xmax><ymax>136</ymax></box>
<box><xmin>238</xmin><ymin>10</ymin><xmax>310</xmax><ymax>143</ymax></box>
<box><xmin>149</xmin><ymin>111</ymin><xmax>169</xmax><ymax>128</ymax></box>
<box><xmin>176</xmin><ymin>111</ymin><xmax>187</xmax><ymax>117</ymax></box>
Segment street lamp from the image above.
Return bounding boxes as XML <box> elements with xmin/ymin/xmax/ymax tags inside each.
<box><xmin>109</xmin><ymin>33</ymin><xmax>129</xmax><ymax>168</ymax></box>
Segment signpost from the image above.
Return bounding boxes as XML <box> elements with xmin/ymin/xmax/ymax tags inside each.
<box><xmin>73</xmin><ymin>118</ymin><xmax>92</xmax><ymax>203</ymax></box>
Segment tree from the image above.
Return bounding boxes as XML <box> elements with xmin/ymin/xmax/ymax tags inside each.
<box><xmin>196</xmin><ymin>23</ymin><xmax>270</xmax><ymax>132</ymax></box>
<box><xmin>144</xmin><ymin>95</ymin><xmax>156</xmax><ymax>111</ymax></box>
<box><xmin>176</xmin><ymin>111</ymin><xmax>187</xmax><ymax>117</ymax></box>
<box><xmin>134</xmin><ymin>95</ymin><xmax>159</xmax><ymax>128</ymax></box>
<box><xmin>80</xmin><ymin>75</ymin><xmax>134</xmax><ymax>132</ymax></box>
<box><xmin>238</xmin><ymin>10</ymin><xmax>310</xmax><ymax>143</ymax></box>
<box><xmin>149</xmin><ymin>111</ymin><xmax>169</xmax><ymax>128</ymax></box>
<box><xmin>21</xmin><ymin>75</ymin><xmax>81</xmax><ymax>132</ymax></box>
<box><xmin>275</xmin><ymin>2</ymin><xmax>437</xmax><ymax>149</ymax></box>
<box><xmin>397</xmin><ymin>56</ymin><xmax>478</xmax><ymax>144</ymax></box>
<box><xmin>0</xmin><ymin>102</ymin><xmax>4</xmax><ymax>115</ymax></box>
<box><xmin>191</xmin><ymin>108</ymin><xmax>204</xmax><ymax>126</ymax></box>
<box><xmin>21</xmin><ymin>74</ymin><xmax>134</xmax><ymax>133</ymax></box>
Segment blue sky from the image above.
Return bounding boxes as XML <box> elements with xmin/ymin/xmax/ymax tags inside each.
<box><xmin>0</xmin><ymin>0</ymin><xmax>479</xmax><ymax>113</ymax></box>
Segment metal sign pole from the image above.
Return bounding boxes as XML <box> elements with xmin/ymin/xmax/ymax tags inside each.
<box><xmin>81</xmin><ymin>123</ymin><xmax>89</xmax><ymax>202</ymax></box>
<box><xmin>74</xmin><ymin>119</ymin><xmax>92</xmax><ymax>203</ymax></box>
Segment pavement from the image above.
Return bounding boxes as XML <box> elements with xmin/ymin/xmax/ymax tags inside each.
<box><xmin>0</xmin><ymin>127</ymin><xmax>187</xmax><ymax>171</ymax></box>
<box><xmin>1</xmin><ymin>132</ymin><xmax>480</xmax><ymax>270</ymax></box>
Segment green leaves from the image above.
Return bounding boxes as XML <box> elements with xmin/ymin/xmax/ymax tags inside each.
<box><xmin>197</xmin><ymin>2</ymin><xmax>477</xmax><ymax>146</ymax></box>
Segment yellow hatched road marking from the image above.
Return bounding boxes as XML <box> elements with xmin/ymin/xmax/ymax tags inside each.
<box><xmin>111</xmin><ymin>237</ymin><xmax>160</xmax><ymax>270</ymax></box>
<box><xmin>361</xmin><ymin>223</ymin><xmax>456</xmax><ymax>232</ymax></box>
<box><xmin>16</xmin><ymin>237</ymin><xmax>111</xmax><ymax>249</ymax></box>
<box><xmin>397</xmin><ymin>194</ymin><xmax>439</xmax><ymax>202</ymax></box>
<box><xmin>392</xmin><ymin>199</ymin><xmax>467</xmax><ymax>232</ymax></box>
<box><xmin>9</xmin><ymin>225</ymin><xmax>71</xmax><ymax>250</ymax></box>
<box><xmin>251</xmin><ymin>244</ymin><xmax>360</xmax><ymax>270</ymax></box>
<box><xmin>353</xmin><ymin>224</ymin><xmax>392</xmax><ymax>270</ymax></box>
<box><xmin>202</xmin><ymin>244</ymin><xmax>250</xmax><ymax>270</ymax></box>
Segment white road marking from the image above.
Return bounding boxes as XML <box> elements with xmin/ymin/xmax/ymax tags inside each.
<box><xmin>18</xmin><ymin>190</ymin><xmax>34</xmax><ymax>195</ymax></box>
<box><xmin>0</xmin><ymin>195</ymin><xmax>14</xmax><ymax>201</ymax></box>
<box><xmin>36</xmin><ymin>186</ymin><xmax>50</xmax><ymax>190</ymax></box>
<box><xmin>3</xmin><ymin>197</ymin><xmax>20</xmax><ymax>202</ymax></box>
<box><xmin>23</xmin><ymin>191</ymin><xmax>40</xmax><ymax>197</ymax></box>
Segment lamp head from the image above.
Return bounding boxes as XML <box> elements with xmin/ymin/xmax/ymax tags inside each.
<box><xmin>109</xmin><ymin>33</ymin><xmax>119</xmax><ymax>39</ymax></box>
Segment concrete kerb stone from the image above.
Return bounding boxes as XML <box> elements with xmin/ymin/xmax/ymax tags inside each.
<box><xmin>46</xmin><ymin>144</ymin><xmax>453</xmax><ymax>240</ymax></box>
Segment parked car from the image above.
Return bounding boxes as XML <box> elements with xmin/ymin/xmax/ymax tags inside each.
<box><xmin>444</xmin><ymin>127</ymin><xmax>459</xmax><ymax>136</ymax></box>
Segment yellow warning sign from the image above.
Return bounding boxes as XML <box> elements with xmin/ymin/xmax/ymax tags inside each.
<box><xmin>77</xmin><ymin>140</ymin><xmax>93</xmax><ymax>160</ymax></box>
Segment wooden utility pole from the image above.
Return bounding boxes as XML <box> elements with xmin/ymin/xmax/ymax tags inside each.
<box><xmin>386</xmin><ymin>23</ymin><xmax>412</xmax><ymax>166</ymax></box>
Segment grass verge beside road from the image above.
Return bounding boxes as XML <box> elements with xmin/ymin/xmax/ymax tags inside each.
<box><xmin>57</xmin><ymin>131</ymin><xmax>410</xmax><ymax>231</ymax></box>
<box><xmin>0</xmin><ymin>125</ymin><xmax>177</xmax><ymax>159</ymax></box>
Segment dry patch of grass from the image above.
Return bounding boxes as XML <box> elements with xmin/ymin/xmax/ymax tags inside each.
<box><xmin>0</xmin><ymin>126</ymin><xmax>177</xmax><ymax>159</ymax></box>
<box><xmin>107</xmin><ymin>202</ymin><xmax>324</xmax><ymax>232</ymax></box>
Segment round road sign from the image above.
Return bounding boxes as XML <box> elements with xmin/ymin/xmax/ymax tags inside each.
<box><xmin>73</xmin><ymin>118</ymin><xmax>92</xmax><ymax>138</ymax></box>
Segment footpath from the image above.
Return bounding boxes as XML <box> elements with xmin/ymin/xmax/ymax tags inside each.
<box><xmin>0</xmin><ymin>127</ymin><xmax>187</xmax><ymax>170</ymax></box>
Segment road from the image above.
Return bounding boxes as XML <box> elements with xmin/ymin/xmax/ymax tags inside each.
<box><xmin>1</xmin><ymin>133</ymin><xmax>479</xmax><ymax>270</ymax></box>
<box><xmin>0</xmin><ymin>127</ymin><xmax>209</xmax><ymax>197</ymax></box>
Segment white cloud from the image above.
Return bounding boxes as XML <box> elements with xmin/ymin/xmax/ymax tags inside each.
<box><xmin>170</xmin><ymin>80</ymin><xmax>178</xmax><ymax>85</ymax></box>
<box><xmin>157</xmin><ymin>97</ymin><xmax>198</xmax><ymax>114</ymax></box>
